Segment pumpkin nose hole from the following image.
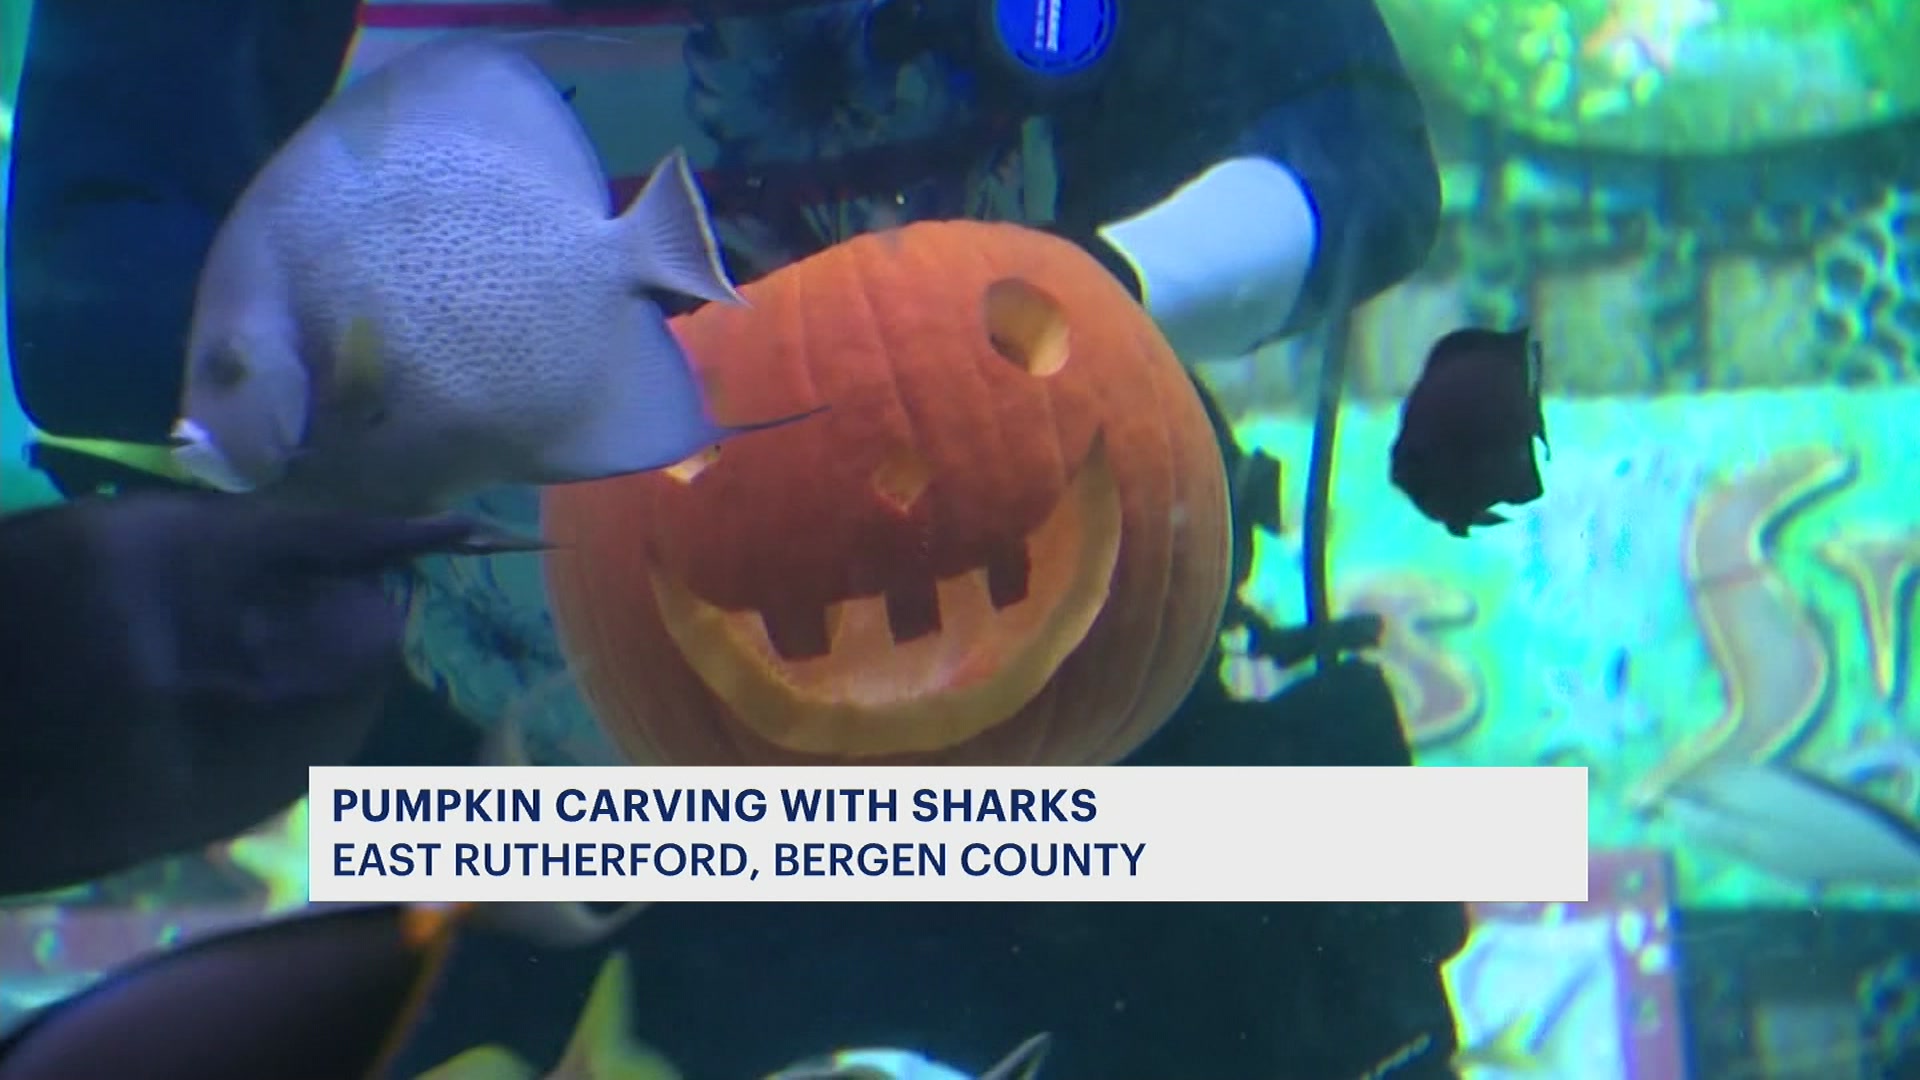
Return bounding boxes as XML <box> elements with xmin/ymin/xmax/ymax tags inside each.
<box><xmin>983</xmin><ymin>278</ymin><xmax>1069</xmax><ymax>377</ymax></box>
<box><xmin>871</xmin><ymin>446</ymin><xmax>933</xmax><ymax>514</ymax></box>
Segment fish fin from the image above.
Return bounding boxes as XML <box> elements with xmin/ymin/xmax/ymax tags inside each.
<box><xmin>1501</xmin><ymin>447</ymin><xmax>1545</xmax><ymax>505</ymax></box>
<box><xmin>737</xmin><ymin>404</ymin><xmax>831</xmax><ymax>434</ymax></box>
<box><xmin>979</xmin><ymin>1033</ymin><xmax>1053</xmax><ymax>1080</ymax></box>
<box><xmin>533</xmin><ymin>314</ymin><xmax>820</xmax><ymax>482</ymax></box>
<box><xmin>260</xmin><ymin>510</ymin><xmax>536</xmax><ymax>576</ymax></box>
<box><xmin>618</xmin><ymin>147</ymin><xmax>745</xmax><ymax>306</ymax></box>
<box><xmin>530</xmin><ymin>313</ymin><xmax>726</xmax><ymax>479</ymax></box>
<box><xmin>425</xmin><ymin>518</ymin><xmax>551</xmax><ymax>557</ymax></box>
<box><xmin>28</xmin><ymin>432</ymin><xmax>206</xmax><ymax>489</ymax></box>
<box><xmin>551</xmin><ymin>953</ymin><xmax>683</xmax><ymax>1080</ymax></box>
<box><xmin>412</xmin><ymin>1045</ymin><xmax>541</xmax><ymax>1080</ymax></box>
<box><xmin>473</xmin><ymin>901</ymin><xmax>649</xmax><ymax>950</ymax></box>
<box><xmin>1445</xmin><ymin>511</ymin><xmax>1505</xmax><ymax>538</ymax></box>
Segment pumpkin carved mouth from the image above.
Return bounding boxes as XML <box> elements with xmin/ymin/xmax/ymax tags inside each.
<box><xmin>647</xmin><ymin>433</ymin><xmax>1121</xmax><ymax>758</ymax></box>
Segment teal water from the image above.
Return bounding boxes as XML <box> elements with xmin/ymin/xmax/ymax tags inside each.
<box><xmin>2</xmin><ymin>0</ymin><xmax>1917</xmax><ymax>1076</ymax></box>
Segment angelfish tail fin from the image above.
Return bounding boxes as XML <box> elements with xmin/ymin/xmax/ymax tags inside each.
<box><xmin>617</xmin><ymin>148</ymin><xmax>744</xmax><ymax>306</ymax></box>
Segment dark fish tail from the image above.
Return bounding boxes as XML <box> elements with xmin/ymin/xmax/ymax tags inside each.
<box><xmin>0</xmin><ymin>902</ymin><xmax>469</xmax><ymax>1077</ymax></box>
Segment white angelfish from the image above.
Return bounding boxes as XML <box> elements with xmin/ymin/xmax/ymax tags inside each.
<box><xmin>767</xmin><ymin>1032</ymin><xmax>1052</xmax><ymax>1080</ymax></box>
<box><xmin>173</xmin><ymin>33</ymin><xmax>806</xmax><ymax>515</ymax></box>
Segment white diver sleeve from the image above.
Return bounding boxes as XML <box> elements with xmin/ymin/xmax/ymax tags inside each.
<box><xmin>1096</xmin><ymin>156</ymin><xmax>1319</xmax><ymax>363</ymax></box>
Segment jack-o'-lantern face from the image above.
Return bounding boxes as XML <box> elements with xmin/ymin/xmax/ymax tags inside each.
<box><xmin>544</xmin><ymin>222</ymin><xmax>1229</xmax><ymax>767</ymax></box>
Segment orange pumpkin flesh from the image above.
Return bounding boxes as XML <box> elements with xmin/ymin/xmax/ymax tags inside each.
<box><xmin>543</xmin><ymin>221</ymin><xmax>1230</xmax><ymax>766</ymax></box>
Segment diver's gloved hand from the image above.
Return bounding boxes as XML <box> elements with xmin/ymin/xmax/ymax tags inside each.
<box><xmin>1071</xmin><ymin>157</ymin><xmax>1320</xmax><ymax>364</ymax></box>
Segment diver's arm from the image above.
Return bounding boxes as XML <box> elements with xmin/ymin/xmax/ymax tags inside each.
<box><xmin>1050</xmin><ymin>0</ymin><xmax>1440</xmax><ymax>362</ymax></box>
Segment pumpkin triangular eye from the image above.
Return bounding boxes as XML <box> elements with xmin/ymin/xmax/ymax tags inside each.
<box><xmin>984</xmin><ymin>277</ymin><xmax>1070</xmax><ymax>377</ymax></box>
<box><xmin>870</xmin><ymin>446</ymin><xmax>934</xmax><ymax>514</ymax></box>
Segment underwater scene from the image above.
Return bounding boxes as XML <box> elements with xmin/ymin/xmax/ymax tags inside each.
<box><xmin>2</xmin><ymin>0</ymin><xmax>1918</xmax><ymax>1077</ymax></box>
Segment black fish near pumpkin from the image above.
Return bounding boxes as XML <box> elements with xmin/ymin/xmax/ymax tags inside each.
<box><xmin>1389</xmin><ymin>325</ymin><xmax>1551</xmax><ymax>538</ymax></box>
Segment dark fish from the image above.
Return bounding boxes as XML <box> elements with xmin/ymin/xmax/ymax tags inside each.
<box><xmin>0</xmin><ymin>902</ymin><xmax>465</xmax><ymax>1079</ymax></box>
<box><xmin>0</xmin><ymin>491</ymin><xmax>539</xmax><ymax>897</ymax></box>
<box><xmin>1389</xmin><ymin>325</ymin><xmax>1550</xmax><ymax>538</ymax></box>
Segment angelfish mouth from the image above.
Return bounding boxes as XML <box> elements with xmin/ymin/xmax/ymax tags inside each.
<box><xmin>169</xmin><ymin>418</ymin><xmax>257</xmax><ymax>494</ymax></box>
<box><xmin>646</xmin><ymin>436</ymin><xmax>1124</xmax><ymax>758</ymax></box>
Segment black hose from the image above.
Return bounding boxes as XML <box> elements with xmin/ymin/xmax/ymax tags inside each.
<box><xmin>1301</xmin><ymin>228</ymin><xmax>1363</xmax><ymax>673</ymax></box>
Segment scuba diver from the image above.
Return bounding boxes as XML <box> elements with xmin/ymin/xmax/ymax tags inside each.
<box><xmin>8</xmin><ymin>0</ymin><xmax>1438</xmax><ymax>458</ymax></box>
<box><xmin>5</xmin><ymin>0</ymin><xmax>1467</xmax><ymax>1077</ymax></box>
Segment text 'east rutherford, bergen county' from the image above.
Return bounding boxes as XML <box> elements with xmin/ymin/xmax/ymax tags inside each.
<box><xmin>306</xmin><ymin>766</ymin><xmax>1593</xmax><ymax>903</ymax></box>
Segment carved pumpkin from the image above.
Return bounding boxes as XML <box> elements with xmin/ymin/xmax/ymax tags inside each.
<box><xmin>542</xmin><ymin>221</ymin><xmax>1230</xmax><ymax>765</ymax></box>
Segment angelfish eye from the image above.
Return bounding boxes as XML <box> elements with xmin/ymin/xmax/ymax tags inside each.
<box><xmin>200</xmin><ymin>345</ymin><xmax>249</xmax><ymax>389</ymax></box>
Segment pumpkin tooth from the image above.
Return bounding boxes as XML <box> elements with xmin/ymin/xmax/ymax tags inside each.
<box><xmin>985</xmin><ymin>541</ymin><xmax>1031</xmax><ymax>609</ymax></box>
<box><xmin>759</xmin><ymin>603</ymin><xmax>834</xmax><ymax>661</ymax></box>
<box><xmin>883</xmin><ymin>574</ymin><xmax>943</xmax><ymax>644</ymax></box>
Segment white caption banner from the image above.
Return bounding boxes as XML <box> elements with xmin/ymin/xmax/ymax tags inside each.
<box><xmin>308</xmin><ymin>766</ymin><xmax>1589</xmax><ymax>903</ymax></box>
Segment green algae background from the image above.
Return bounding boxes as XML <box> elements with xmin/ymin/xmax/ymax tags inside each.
<box><xmin>1377</xmin><ymin>0</ymin><xmax>1919</xmax><ymax>152</ymax></box>
<box><xmin>1229</xmin><ymin>385</ymin><xmax>1920</xmax><ymax>909</ymax></box>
